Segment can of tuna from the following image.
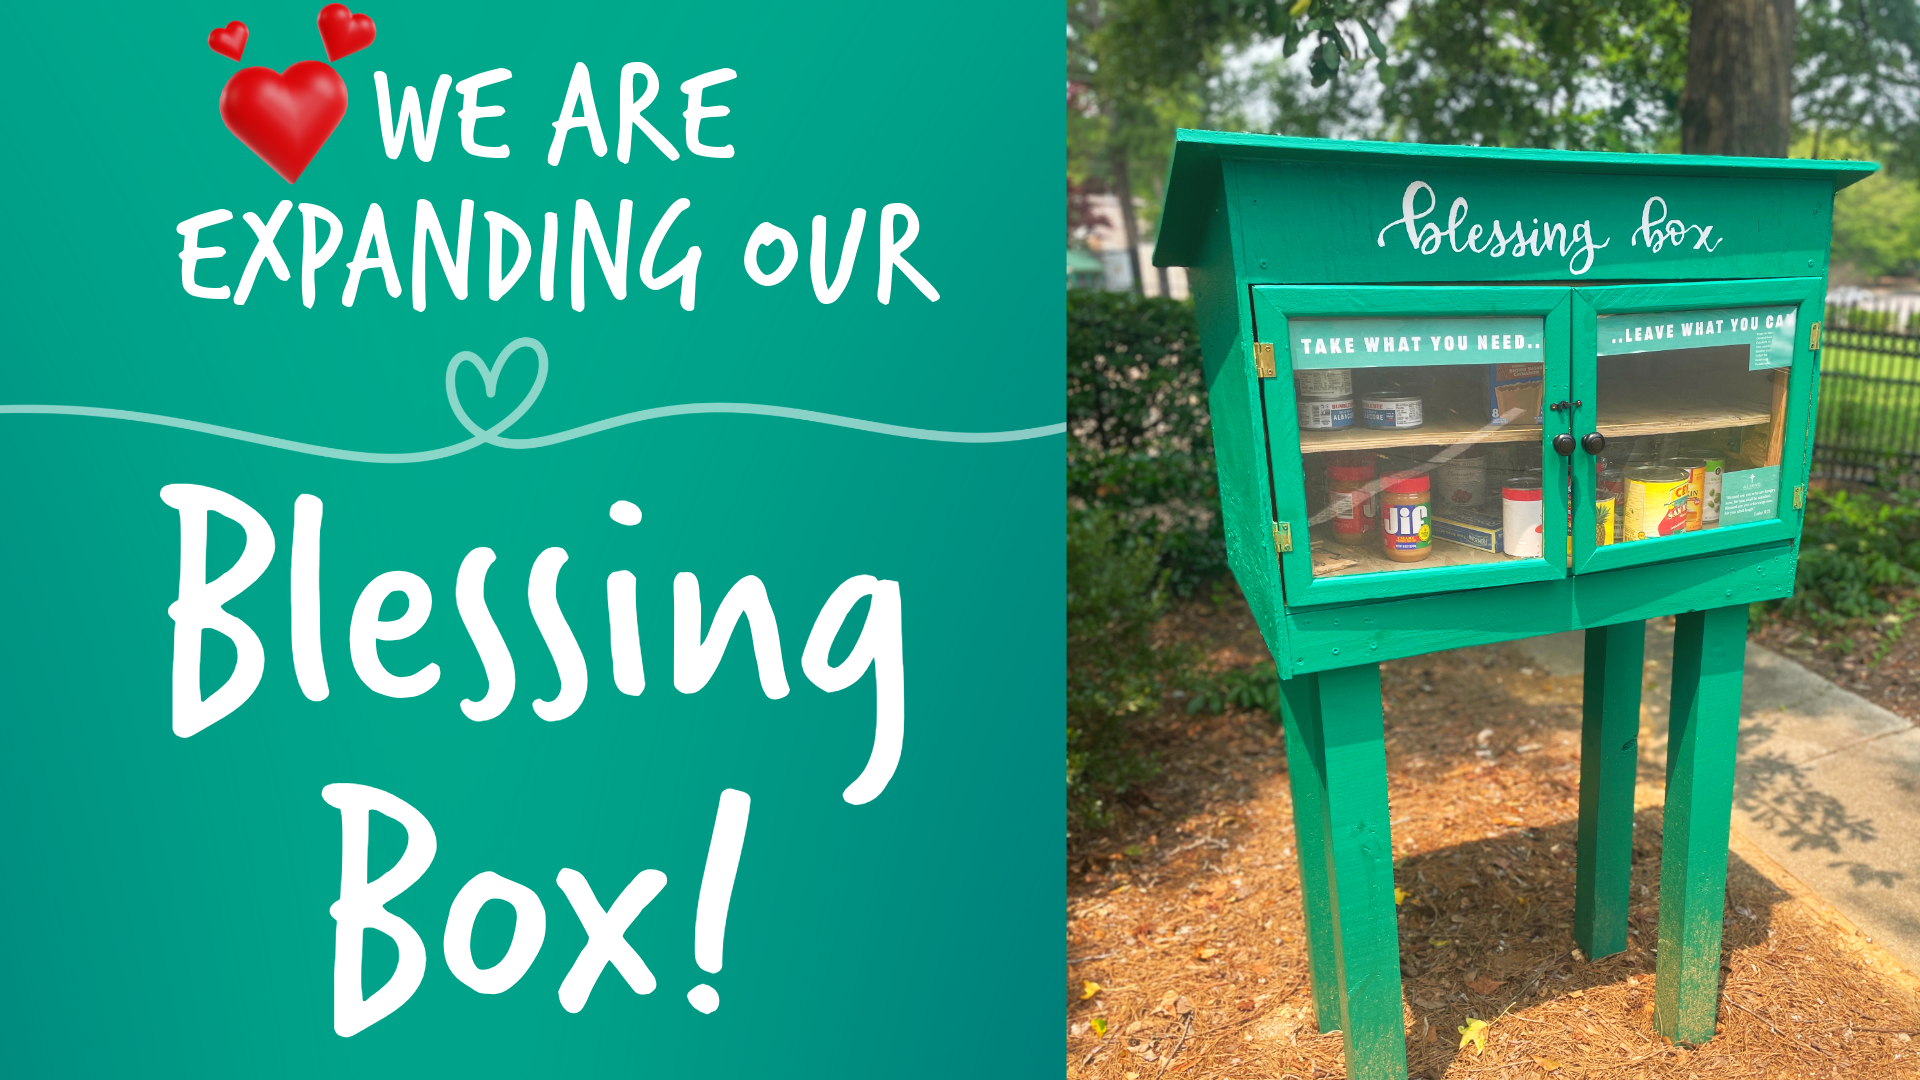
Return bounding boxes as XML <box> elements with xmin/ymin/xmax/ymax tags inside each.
<box><xmin>1295</xmin><ymin>368</ymin><xmax>1353</xmax><ymax>398</ymax></box>
<box><xmin>1361</xmin><ymin>394</ymin><xmax>1424</xmax><ymax>430</ymax></box>
<box><xmin>1662</xmin><ymin>457</ymin><xmax>1709</xmax><ymax>531</ymax></box>
<box><xmin>1297</xmin><ymin>394</ymin><xmax>1354</xmax><ymax>430</ymax></box>
<box><xmin>1624</xmin><ymin>466</ymin><xmax>1693</xmax><ymax>541</ymax></box>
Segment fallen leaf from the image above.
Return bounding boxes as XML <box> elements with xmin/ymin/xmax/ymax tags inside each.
<box><xmin>1091</xmin><ymin>1017</ymin><xmax>1108</xmax><ymax>1036</ymax></box>
<box><xmin>1196</xmin><ymin>947</ymin><xmax>1221</xmax><ymax>960</ymax></box>
<box><xmin>1395</xmin><ymin>886</ymin><xmax>1407</xmax><ymax>905</ymax></box>
<box><xmin>1458</xmin><ymin>1017</ymin><xmax>1490</xmax><ymax>1055</ymax></box>
<box><xmin>1430</xmin><ymin>939</ymin><xmax>1452</xmax><ymax>947</ymax></box>
<box><xmin>1249</xmin><ymin>963</ymin><xmax>1272</xmax><ymax>976</ymax></box>
<box><xmin>1467</xmin><ymin>977</ymin><xmax>1505</xmax><ymax>995</ymax></box>
<box><xmin>1533</xmin><ymin>1056</ymin><xmax>1562</xmax><ymax>1072</ymax></box>
<box><xmin>1081</xmin><ymin>980</ymin><xmax>1102</xmax><ymax>1000</ymax></box>
<box><xmin>1175</xmin><ymin>996</ymin><xmax>1194</xmax><ymax>1014</ymax></box>
<box><xmin>1236</xmin><ymin>999</ymin><xmax>1255</xmax><ymax>1011</ymax></box>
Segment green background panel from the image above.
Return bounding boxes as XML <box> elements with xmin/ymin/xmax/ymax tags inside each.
<box><xmin>0</xmin><ymin>3</ymin><xmax>1059</xmax><ymax>1075</ymax></box>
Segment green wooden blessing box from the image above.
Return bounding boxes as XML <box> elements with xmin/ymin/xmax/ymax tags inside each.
<box><xmin>1153</xmin><ymin>132</ymin><xmax>1876</xmax><ymax>1080</ymax></box>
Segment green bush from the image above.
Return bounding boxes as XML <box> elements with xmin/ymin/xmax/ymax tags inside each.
<box><xmin>1067</xmin><ymin>508</ymin><xmax>1178</xmax><ymax>834</ymax></box>
<box><xmin>1067</xmin><ymin>290</ymin><xmax>1226</xmax><ymax>595</ymax></box>
<box><xmin>1185</xmin><ymin>661</ymin><xmax>1280</xmax><ymax>717</ymax></box>
<box><xmin>1772</xmin><ymin>479</ymin><xmax>1920</xmax><ymax>632</ymax></box>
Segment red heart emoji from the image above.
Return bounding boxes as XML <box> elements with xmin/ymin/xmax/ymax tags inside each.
<box><xmin>208</xmin><ymin>20</ymin><xmax>248</xmax><ymax>62</ymax></box>
<box><xmin>316</xmin><ymin>4</ymin><xmax>376</xmax><ymax>61</ymax></box>
<box><xmin>219</xmin><ymin>62</ymin><xmax>349</xmax><ymax>183</ymax></box>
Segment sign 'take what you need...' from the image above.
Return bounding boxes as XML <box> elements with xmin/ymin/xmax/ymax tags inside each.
<box><xmin>0</xmin><ymin>4</ymin><xmax>1059</xmax><ymax>1074</ymax></box>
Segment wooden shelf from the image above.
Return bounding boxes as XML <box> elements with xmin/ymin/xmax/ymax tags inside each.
<box><xmin>1593</xmin><ymin>401</ymin><xmax>1772</xmax><ymax>440</ymax></box>
<box><xmin>1310</xmin><ymin>532</ymin><xmax>1543</xmax><ymax>578</ymax></box>
<box><xmin>1299</xmin><ymin>419</ymin><xmax>1541</xmax><ymax>453</ymax></box>
<box><xmin>1297</xmin><ymin>398</ymin><xmax>1773</xmax><ymax>455</ymax></box>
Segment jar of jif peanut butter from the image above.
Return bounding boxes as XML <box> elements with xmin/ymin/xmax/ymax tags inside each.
<box><xmin>1380</xmin><ymin>472</ymin><xmax>1432</xmax><ymax>563</ymax></box>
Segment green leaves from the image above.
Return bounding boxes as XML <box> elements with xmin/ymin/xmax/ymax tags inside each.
<box><xmin>1378</xmin><ymin>0</ymin><xmax>1688</xmax><ymax>152</ymax></box>
<box><xmin>1359</xmin><ymin>16</ymin><xmax>1387</xmax><ymax>60</ymax></box>
<box><xmin>1067</xmin><ymin>291</ymin><xmax>1225</xmax><ymax>595</ymax></box>
<box><xmin>1067</xmin><ymin>508</ymin><xmax>1175</xmax><ymax>833</ymax></box>
<box><xmin>1185</xmin><ymin>663</ymin><xmax>1281</xmax><ymax>717</ymax></box>
<box><xmin>1777</xmin><ymin>480</ymin><xmax>1920</xmax><ymax>629</ymax></box>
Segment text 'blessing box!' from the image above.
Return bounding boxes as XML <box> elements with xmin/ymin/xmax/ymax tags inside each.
<box><xmin>0</xmin><ymin>3</ymin><xmax>1061</xmax><ymax>1074</ymax></box>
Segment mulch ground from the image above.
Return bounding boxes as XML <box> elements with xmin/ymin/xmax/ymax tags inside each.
<box><xmin>1065</xmin><ymin>591</ymin><xmax>1920</xmax><ymax>1079</ymax></box>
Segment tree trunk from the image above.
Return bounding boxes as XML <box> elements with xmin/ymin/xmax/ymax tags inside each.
<box><xmin>1680</xmin><ymin>0</ymin><xmax>1796</xmax><ymax>157</ymax></box>
<box><xmin>1149</xmin><ymin>172</ymin><xmax>1173</xmax><ymax>298</ymax></box>
<box><xmin>1106</xmin><ymin>114</ymin><xmax>1145</xmax><ymax>295</ymax></box>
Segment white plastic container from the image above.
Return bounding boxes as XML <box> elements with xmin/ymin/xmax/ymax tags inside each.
<box><xmin>1501</xmin><ymin>478</ymin><xmax>1545</xmax><ymax>558</ymax></box>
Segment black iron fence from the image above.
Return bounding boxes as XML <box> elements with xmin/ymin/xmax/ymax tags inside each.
<box><xmin>1814</xmin><ymin>304</ymin><xmax>1920</xmax><ymax>480</ymax></box>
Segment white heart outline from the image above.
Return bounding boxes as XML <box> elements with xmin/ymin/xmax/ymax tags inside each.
<box><xmin>445</xmin><ymin>336</ymin><xmax>548</xmax><ymax>444</ymax></box>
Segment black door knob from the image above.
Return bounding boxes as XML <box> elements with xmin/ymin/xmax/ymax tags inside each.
<box><xmin>1582</xmin><ymin>432</ymin><xmax>1606</xmax><ymax>455</ymax></box>
<box><xmin>1553</xmin><ymin>433</ymin><xmax>1576</xmax><ymax>456</ymax></box>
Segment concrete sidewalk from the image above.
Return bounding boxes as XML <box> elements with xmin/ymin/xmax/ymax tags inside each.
<box><xmin>1522</xmin><ymin>625</ymin><xmax>1920</xmax><ymax>975</ymax></box>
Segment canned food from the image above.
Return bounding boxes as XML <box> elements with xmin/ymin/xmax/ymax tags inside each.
<box><xmin>1624</xmin><ymin>466</ymin><xmax>1693</xmax><ymax>541</ymax></box>
<box><xmin>1361</xmin><ymin>393</ymin><xmax>1424</xmax><ymax>430</ymax></box>
<box><xmin>1595</xmin><ymin>497</ymin><xmax>1617</xmax><ymax>546</ymax></box>
<box><xmin>1436</xmin><ymin>455</ymin><xmax>1487</xmax><ymax>508</ymax></box>
<box><xmin>1597</xmin><ymin>466</ymin><xmax>1628</xmax><ymax>541</ymax></box>
<box><xmin>1699</xmin><ymin>456</ymin><xmax>1725</xmax><ymax>526</ymax></box>
<box><xmin>1295</xmin><ymin>368</ymin><xmax>1352</xmax><ymax>397</ymax></box>
<box><xmin>1326</xmin><ymin>460</ymin><xmax>1377</xmax><ymax>546</ymax></box>
<box><xmin>1662</xmin><ymin>457</ymin><xmax>1709</xmax><ymax>531</ymax></box>
<box><xmin>1297</xmin><ymin>395</ymin><xmax>1354</xmax><ymax>430</ymax></box>
<box><xmin>1501</xmin><ymin>477</ymin><xmax>1544</xmax><ymax>558</ymax></box>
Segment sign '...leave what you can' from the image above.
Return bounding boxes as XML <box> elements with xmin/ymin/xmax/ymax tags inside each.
<box><xmin>1597</xmin><ymin>306</ymin><xmax>1798</xmax><ymax>370</ymax></box>
<box><xmin>0</xmin><ymin>4</ymin><xmax>1058</xmax><ymax>1075</ymax></box>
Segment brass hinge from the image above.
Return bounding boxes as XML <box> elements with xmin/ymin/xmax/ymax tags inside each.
<box><xmin>1793</xmin><ymin>485</ymin><xmax>1806</xmax><ymax>509</ymax></box>
<box><xmin>1274</xmin><ymin>521</ymin><xmax>1292</xmax><ymax>553</ymax></box>
<box><xmin>1253</xmin><ymin>341</ymin><xmax>1277</xmax><ymax>379</ymax></box>
<box><xmin>1810</xmin><ymin>321</ymin><xmax>1822</xmax><ymax>351</ymax></box>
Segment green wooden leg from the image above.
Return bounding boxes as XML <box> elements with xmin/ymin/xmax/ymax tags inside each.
<box><xmin>1574</xmin><ymin>619</ymin><xmax>1644</xmax><ymax>960</ymax></box>
<box><xmin>1278</xmin><ymin>672</ymin><xmax>1342</xmax><ymax>1033</ymax></box>
<box><xmin>1654</xmin><ymin>604</ymin><xmax>1748</xmax><ymax>1044</ymax></box>
<box><xmin>1315</xmin><ymin>663</ymin><xmax>1408</xmax><ymax>1080</ymax></box>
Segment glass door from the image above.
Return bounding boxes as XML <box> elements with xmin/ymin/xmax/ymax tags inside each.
<box><xmin>1254</xmin><ymin>286</ymin><xmax>1573</xmax><ymax>606</ymax></box>
<box><xmin>1569</xmin><ymin>279</ymin><xmax>1824</xmax><ymax>574</ymax></box>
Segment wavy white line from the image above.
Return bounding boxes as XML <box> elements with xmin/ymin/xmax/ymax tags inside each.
<box><xmin>0</xmin><ymin>337</ymin><xmax>1063</xmax><ymax>463</ymax></box>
